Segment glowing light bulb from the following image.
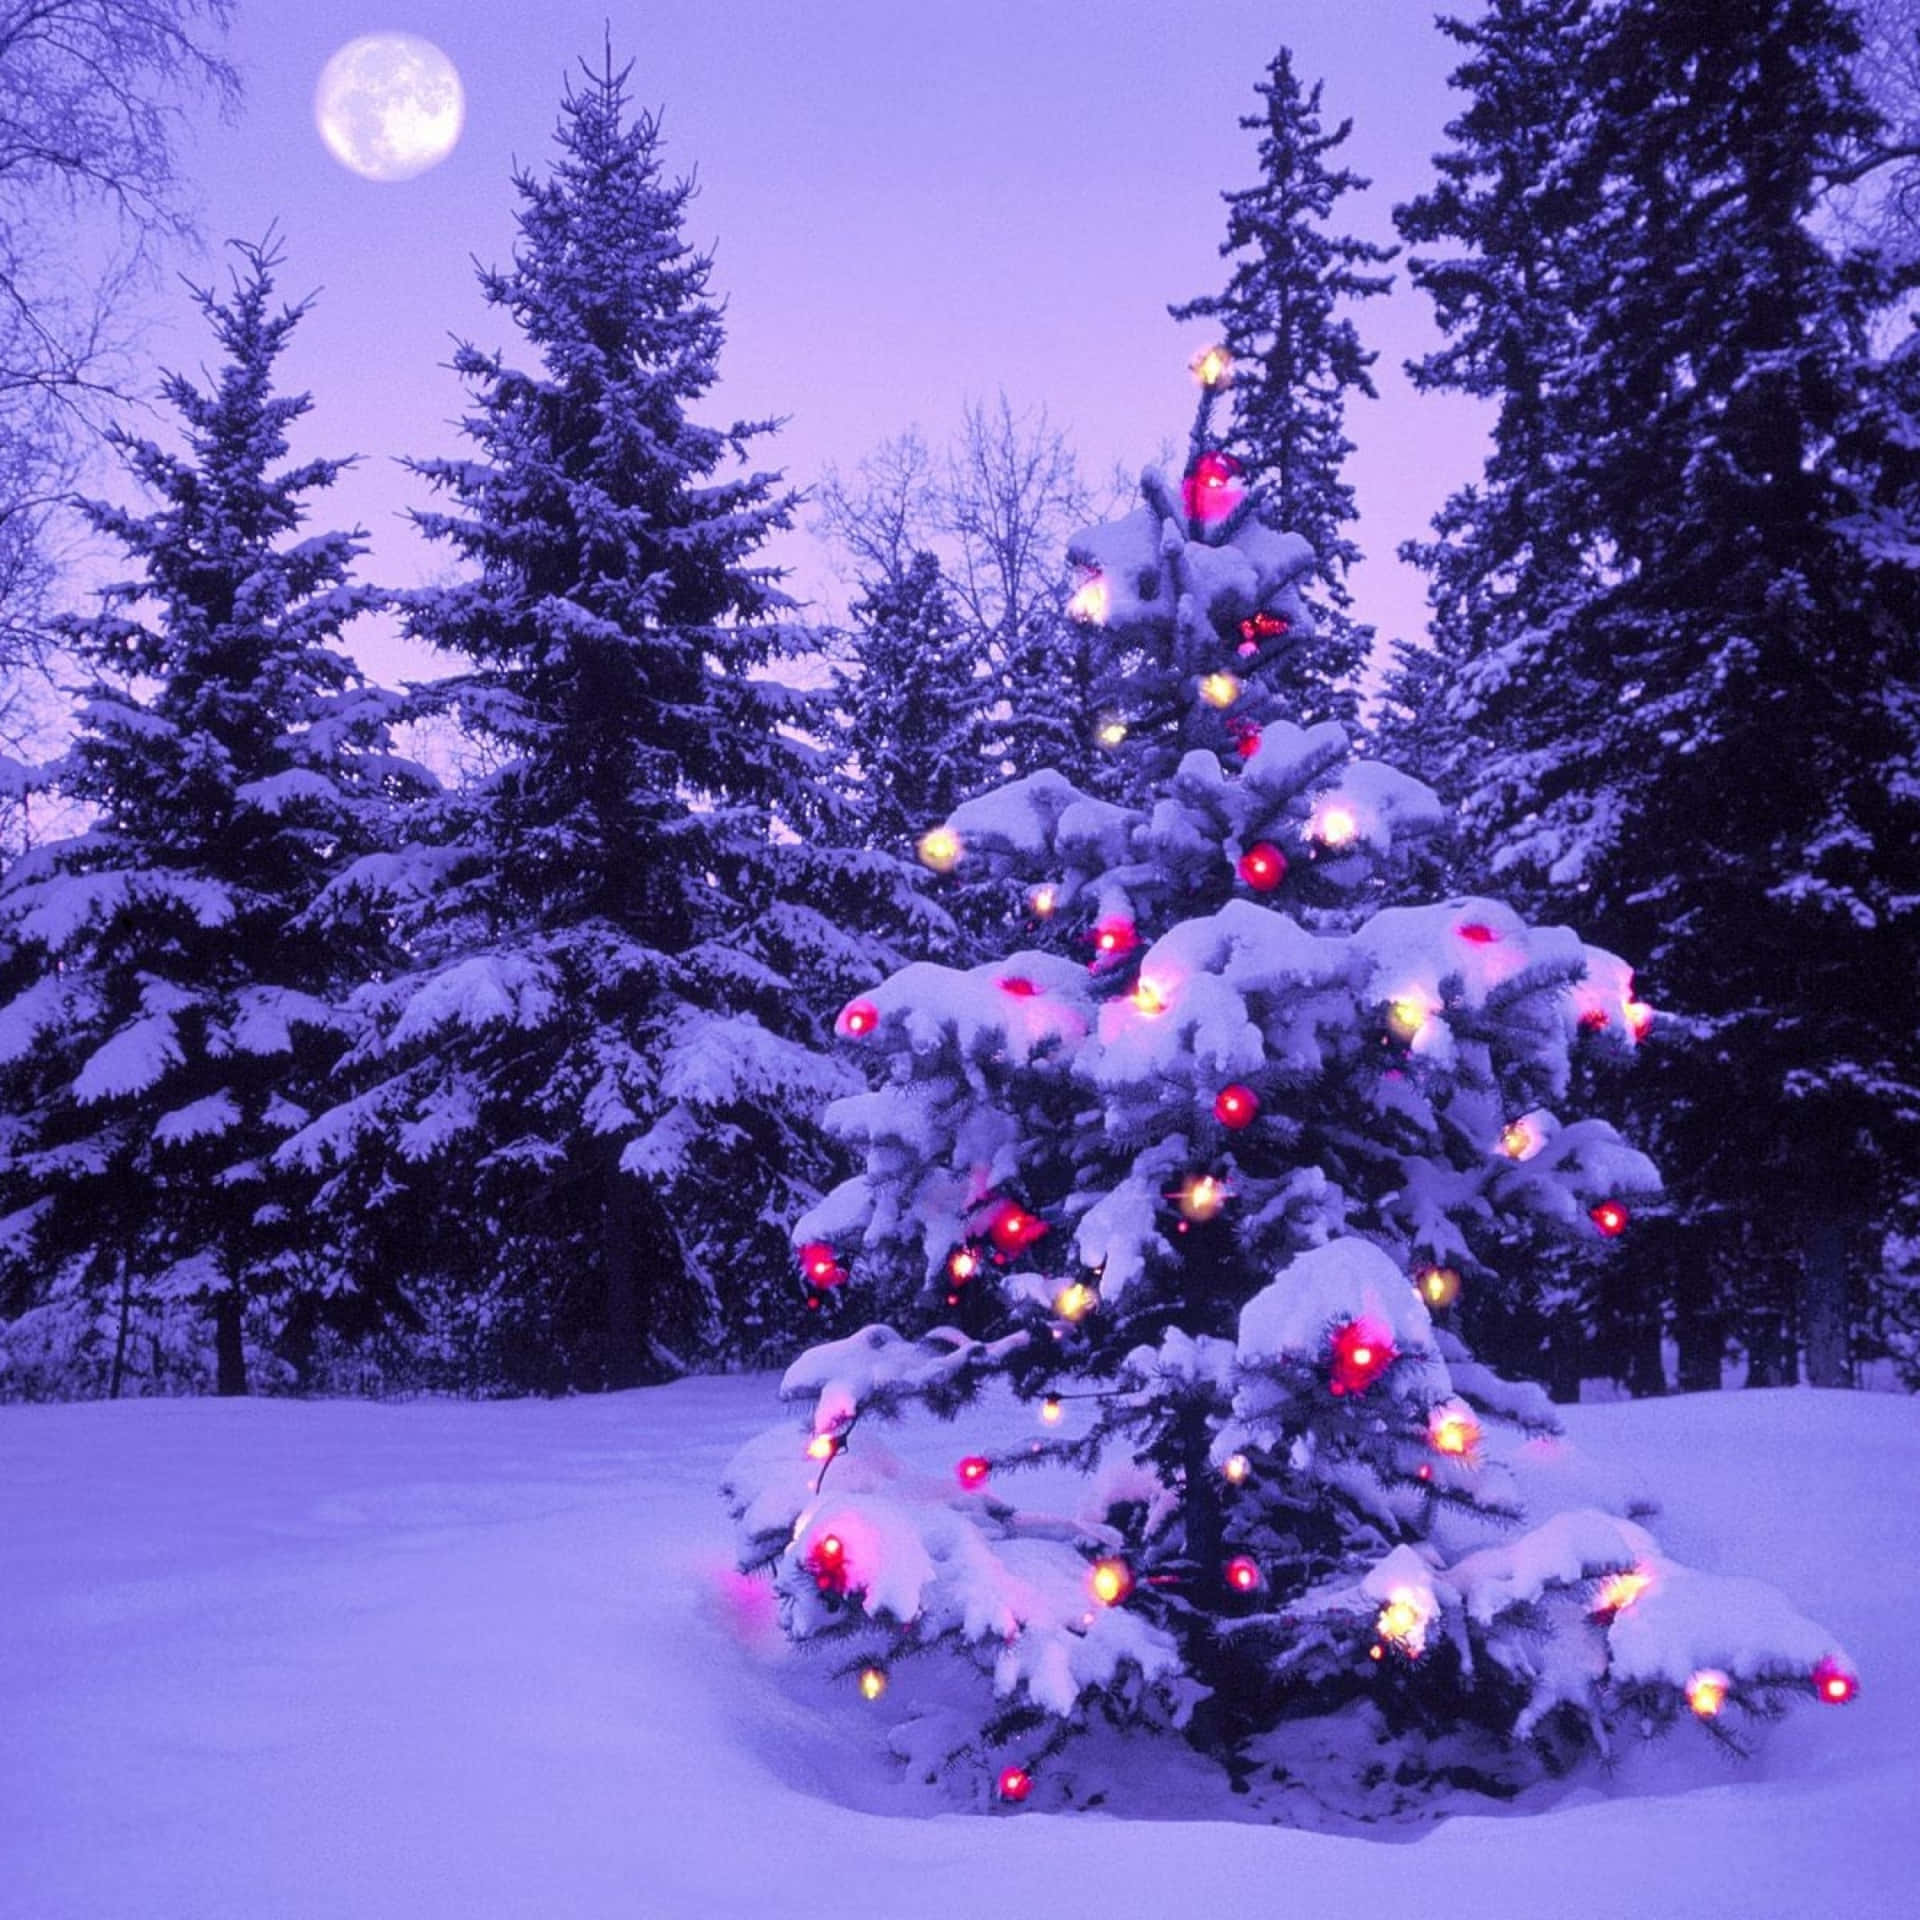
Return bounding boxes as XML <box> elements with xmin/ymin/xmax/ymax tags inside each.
<box><xmin>1233</xmin><ymin>724</ymin><xmax>1262</xmax><ymax>760</ymax></box>
<box><xmin>1626</xmin><ymin>999</ymin><xmax>1655</xmax><ymax>1042</ymax></box>
<box><xmin>839</xmin><ymin>999</ymin><xmax>879</xmax><ymax>1038</ymax></box>
<box><xmin>998</xmin><ymin>1766</ymin><xmax>1033</xmax><ymax>1803</ymax></box>
<box><xmin>1054</xmin><ymin>1281</ymin><xmax>1097</xmax><ymax>1323</ymax></box>
<box><xmin>1131</xmin><ymin>977</ymin><xmax>1168</xmax><ymax>1016</ymax></box>
<box><xmin>798</xmin><ymin>1241</ymin><xmax>844</xmax><ymax>1285</ymax></box>
<box><xmin>1182</xmin><ymin>450</ymin><xmax>1244</xmax><ymax>525</ymax></box>
<box><xmin>1428</xmin><ymin>1404</ymin><xmax>1481</xmax><ymax>1458</ymax></box>
<box><xmin>1095</xmin><ymin>714</ymin><xmax>1129</xmax><ymax>749</ymax></box>
<box><xmin>1590</xmin><ymin>1200</ymin><xmax>1629</xmax><ymax>1239</ymax></box>
<box><xmin>1687</xmin><ymin>1668</ymin><xmax>1730</xmax><ymax>1718</ymax></box>
<box><xmin>1200</xmin><ymin>671</ymin><xmax>1241</xmax><ymax>709</ymax></box>
<box><xmin>956</xmin><ymin>1455</ymin><xmax>991</xmax><ymax>1490</ymax></box>
<box><xmin>1313</xmin><ymin>803</ymin><xmax>1360</xmax><ymax>848</ymax></box>
<box><xmin>811</xmin><ymin>1532</ymin><xmax>848</xmax><ymax>1593</ymax></box>
<box><xmin>998</xmin><ymin>975</ymin><xmax>1039</xmax><ymax>997</ymax></box>
<box><xmin>1029</xmin><ymin>885</ymin><xmax>1057</xmax><ymax>920</ymax></box>
<box><xmin>1092</xmin><ymin>916</ymin><xmax>1138</xmax><ymax>961</ymax></box>
<box><xmin>1178</xmin><ymin>1173</ymin><xmax>1228</xmax><ymax>1222</ymax></box>
<box><xmin>1330</xmin><ymin>1319</ymin><xmax>1395</xmax><ymax>1395</ymax></box>
<box><xmin>949</xmin><ymin>1247</ymin><xmax>980</xmax><ymax>1283</ymax></box>
<box><xmin>1223</xmin><ymin>1452</ymin><xmax>1251</xmax><ymax>1485</ymax></box>
<box><xmin>1499</xmin><ymin>1115</ymin><xmax>1545</xmax><ymax>1161</ymax></box>
<box><xmin>1456</xmin><ymin>921</ymin><xmax>1499</xmax><ymax>945</ymax></box>
<box><xmin>1594</xmin><ymin>1567</ymin><xmax>1653</xmax><ymax>1616</ymax></box>
<box><xmin>1040</xmin><ymin>1395</ymin><xmax>1064</xmax><ymax>1425</ymax></box>
<box><xmin>989</xmin><ymin>1204</ymin><xmax>1046</xmax><ymax>1253</ymax></box>
<box><xmin>858</xmin><ymin>1666</ymin><xmax>887</xmax><ymax>1701</ymax></box>
<box><xmin>806</xmin><ymin>1432</ymin><xmax>839</xmax><ymax>1463</ymax></box>
<box><xmin>917</xmin><ymin>825</ymin><xmax>962</xmax><ymax>873</ymax></box>
<box><xmin>1417</xmin><ymin>1264</ymin><xmax>1462</xmax><ymax>1309</ymax></box>
<box><xmin>1237</xmin><ymin>842</ymin><xmax>1286</xmax><ymax>892</ymax></box>
<box><xmin>1239</xmin><ymin>610</ymin><xmax>1289</xmax><ymax>647</ymax></box>
<box><xmin>1089</xmin><ymin>1558</ymin><xmax>1133</xmax><ymax>1606</ymax></box>
<box><xmin>1812</xmin><ymin>1656</ymin><xmax>1858</xmax><ymax>1705</ymax></box>
<box><xmin>1376</xmin><ymin>1588</ymin><xmax>1432</xmax><ymax>1655</ymax></box>
<box><xmin>1191</xmin><ymin>343</ymin><xmax>1232</xmax><ymax>388</ymax></box>
<box><xmin>1387</xmin><ymin>994</ymin><xmax>1431</xmax><ymax>1042</ymax></box>
<box><xmin>1225</xmin><ymin>1555</ymin><xmax>1263</xmax><ymax>1593</ymax></box>
<box><xmin>1213</xmin><ymin>1084</ymin><xmax>1259</xmax><ymax>1129</ymax></box>
<box><xmin>1068</xmin><ymin>573</ymin><xmax>1109</xmax><ymax>625</ymax></box>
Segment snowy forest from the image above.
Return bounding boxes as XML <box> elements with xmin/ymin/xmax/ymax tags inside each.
<box><xmin>3</xmin><ymin>0</ymin><xmax>1920</xmax><ymax>1905</ymax></box>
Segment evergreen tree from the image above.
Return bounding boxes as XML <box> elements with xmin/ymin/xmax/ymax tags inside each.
<box><xmin>1171</xmin><ymin>46</ymin><xmax>1396</xmax><ymax>728</ymax></box>
<box><xmin>0</xmin><ymin>239</ymin><xmax>421</xmax><ymax>1397</ymax></box>
<box><xmin>725</xmin><ymin>377</ymin><xmax>1855</xmax><ymax>1814</ymax></box>
<box><xmin>1400</xmin><ymin>0</ymin><xmax>1920</xmax><ymax>1389</ymax></box>
<box><xmin>834</xmin><ymin>551</ymin><xmax>990</xmax><ymax>860</ymax></box>
<box><xmin>830</xmin><ymin>548</ymin><xmax>1002</xmax><ymax>961</ymax></box>
<box><xmin>284</xmin><ymin>54</ymin><xmax>914</xmax><ymax>1385</ymax></box>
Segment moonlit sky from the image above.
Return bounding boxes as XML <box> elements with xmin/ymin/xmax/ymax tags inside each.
<box><xmin>151</xmin><ymin>0</ymin><xmax>1489</xmax><ymax>687</ymax></box>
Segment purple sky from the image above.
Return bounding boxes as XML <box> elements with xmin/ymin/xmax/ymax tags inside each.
<box><xmin>158</xmin><ymin>1</ymin><xmax>1490</xmax><ymax>686</ymax></box>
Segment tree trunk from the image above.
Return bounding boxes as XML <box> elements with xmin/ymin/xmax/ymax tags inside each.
<box><xmin>1802</xmin><ymin>1219</ymin><xmax>1851</xmax><ymax>1388</ymax></box>
<box><xmin>213</xmin><ymin>1292</ymin><xmax>247</xmax><ymax>1397</ymax></box>
<box><xmin>1178</xmin><ymin>1218</ymin><xmax>1231</xmax><ymax>1594</ymax></box>
<box><xmin>1181</xmin><ymin>1401</ymin><xmax>1224</xmax><ymax>1593</ymax></box>
<box><xmin>1674</xmin><ymin>1314</ymin><xmax>1722</xmax><ymax>1394</ymax></box>
<box><xmin>107</xmin><ymin>1256</ymin><xmax>132</xmax><ymax>1400</ymax></box>
<box><xmin>1545</xmin><ymin>1316</ymin><xmax>1584</xmax><ymax>1405</ymax></box>
<box><xmin>1623</xmin><ymin>1311</ymin><xmax>1667</xmax><ymax>1398</ymax></box>
<box><xmin>1743</xmin><ymin>1312</ymin><xmax>1796</xmax><ymax>1387</ymax></box>
<box><xmin>603</xmin><ymin>1164</ymin><xmax>646</xmax><ymax>1391</ymax></box>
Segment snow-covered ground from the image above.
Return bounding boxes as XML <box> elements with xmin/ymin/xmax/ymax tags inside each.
<box><xmin>3</xmin><ymin>1380</ymin><xmax>1913</xmax><ymax>1919</ymax></box>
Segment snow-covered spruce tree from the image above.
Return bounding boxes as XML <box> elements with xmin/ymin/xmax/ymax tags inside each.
<box><xmin>830</xmin><ymin>549</ymin><xmax>1001</xmax><ymax>961</ymax></box>
<box><xmin>1392</xmin><ymin>0</ymin><xmax>1652</xmax><ymax>1396</ymax></box>
<box><xmin>836</xmin><ymin>552</ymin><xmax>993</xmax><ymax>859</ymax></box>
<box><xmin>1400</xmin><ymin>0</ymin><xmax>1920</xmax><ymax>1390</ymax></box>
<box><xmin>724</xmin><ymin>374</ymin><xmax>1857</xmax><ymax>1813</ymax></box>
<box><xmin>0</xmin><ymin>239</ymin><xmax>425</xmax><ymax>1397</ymax></box>
<box><xmin>281</xmin><ymin>54</ymin><xmax>920</xmax><ymax>1384</ymax></box>
<box><xmin>1170</xmin><ymin>46</ymin><xmax>1395</xmax><ymax>731</ymax></box>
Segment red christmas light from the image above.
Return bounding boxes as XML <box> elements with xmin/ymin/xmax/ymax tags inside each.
<box><xmin>839</xmin><ymin>998</ymin><xmax>879</xmax><ymax>1038</ymax></box>
<box><xmin>1456</xmin><ymin>922</ymin><xmax>1498</xmax><ymax>945</ymax></box>
<box><xmin>1234</xmin><ymin>725</ymin><xmax>1262</xmax><ymax>760</ymax></box>
<box><xmin>1183</xmin><ymin>450</ymin><xmax>1244</xmax><ymax>526</ymax></box>
<box><xmin>988</xmin><ymin>1202</ymin><xmax>1047</xmax><ymax>1254</ymax></box>
<box><xmin>999</xmin><ymin>976</ymin><xmax>1040</xmax><ymax>998</ymax></box>
<box><xmin>998</xmin><ymin>1766</ymin><xmax>1033</xmax><ymax>1804</ymax></box>
<box><xmin>1213</xmin><ymin>1084</ymin><xmax>1259</xmax><ymax>1129</ymax></box>
<box><xmin>1590</xmin><ymin>1201</ymin><xmax>1630</xmax><ymax>1239</ymax></box>
<box><xmin>1092</xmin><ymin>916</ymin><xmax>1138</xmax><ymax>963</ymax></box>
<box><xmin>1580</xmin><ymin>1007</ymin><xmax>1611</xmax><ymax>1033</ymax></box>
<box><xmin>1239</xmin><ymin>610</ymin><xmax>1290</xmax><ymax>647</ymax></box>
<box><xmin>956</xmin><ymin>1455</ymin><xmax>992</xmax><ymax>1490</ymax></box>
<box><xmin>1626</xmin><ymin>999</ymin><xmax>1655</xmax><ymax>1042</ymax></box>
<box><xmin>1812</xmin><ymin>1655</ymin><xmax>1858</xmax><ymax>1705</ymax></box>
<box><xmin>1225</xmin><ymin>1555</ymin><xmax>1263</xmax><ymax>1593</ymax></box>
<box><xmin>1238</xmin><ymin>842</ymin><xmax>1287</xmax><ymax>892</ymax></box>
<box><xmin>1330</xmin><ymin>1319</ymin><xmax>1396</xmax><ymax>1396</ymax></box>
<box><xmin>810</xmin><ymin>1532</ymin><xmax>848</xmax><ymax>1594</ymax></box>
<box><xmin>797</xmin><ymin>1241</ymin><xmax>844</xmax><ymax>1287</ymax></box>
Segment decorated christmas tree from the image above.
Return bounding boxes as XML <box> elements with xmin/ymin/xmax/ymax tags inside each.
<box><xmin>724</xmin><ymin>357</ymin><xmax>1856</xmax><ymax>1814</ymax></box>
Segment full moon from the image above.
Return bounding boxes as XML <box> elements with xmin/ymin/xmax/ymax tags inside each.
<box><xmin>315</xmin><ymin>34</ymin><xmax>464</xmax><ymax>182</ymax></box>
